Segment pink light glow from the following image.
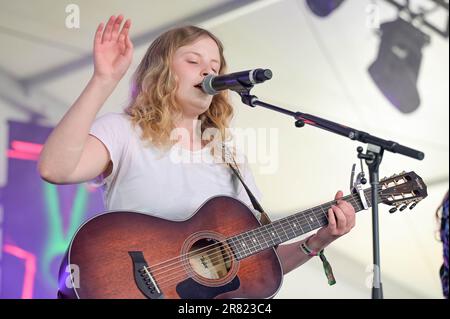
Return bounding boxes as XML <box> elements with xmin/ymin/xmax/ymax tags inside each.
<box><xmin>7</xmin><ymin>140</ymin><xmax>43</xmax><ymax>161</ymax></box>
<box><xmin>3</xmin><ymin>244</ymin><xmax>37</xmax><ymax>299</ymax></box>
<box><xmin>11</xmin><ymin>141</ymin><xmax>43</xmax><ymax>155</ymax></box>
<box><xmin>7</xmin><ymin>150</ymin><xmax>40</xmax><ymax>161</ymax></box>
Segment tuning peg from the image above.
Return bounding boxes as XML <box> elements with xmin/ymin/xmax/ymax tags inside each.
<box><xmin>409</xmin><ymin>201</ymin><xmax>418</xmax><ymax>210</ymax></box>
<box><xmin>381</xmin><ymin>176</ymin><xmax>387</xmax><ymax>182</ymax></box>
<box><xmin>389</xmin><ymin>207</ymin><xmax>398</xmax><ymax>213</ymax></box>
<box><xmin>390</xmin><ymin>174</ymin><xmax>398</xmax><ymax>178</ymax></box>
<box><xmin>399</xmin><ymin>204</ymin><xmax>408</xmax><ymax>211</ymax></box>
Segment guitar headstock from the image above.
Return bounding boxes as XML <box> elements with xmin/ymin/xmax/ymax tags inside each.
<box><xmin>379</xmin><ymin>171</ymin><xmax>428</xmax><ymax>213</ymax></box>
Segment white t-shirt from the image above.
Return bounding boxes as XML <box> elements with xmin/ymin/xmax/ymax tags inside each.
<box><xmin>89</xmin><ymin>112</ymin><xmax>263</xmax><ymax>221</ymax></box>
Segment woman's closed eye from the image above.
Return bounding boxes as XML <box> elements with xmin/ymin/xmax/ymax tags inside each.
<box><xmin>187</xmin><ymin>60</ymin><xmax>217</xmax><ymax>74</ymax></box>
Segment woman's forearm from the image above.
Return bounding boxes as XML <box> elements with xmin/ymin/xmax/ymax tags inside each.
<box><xmin>276</xmin><ymin>234</ymin><xmax>330</xmax><ymax>275</ymax></box>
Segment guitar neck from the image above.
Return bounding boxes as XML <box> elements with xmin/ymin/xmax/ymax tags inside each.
<box><xmin>227</xmin><ymin>188</ymin><xmax>376</xmax><ymax>260</ymax></box>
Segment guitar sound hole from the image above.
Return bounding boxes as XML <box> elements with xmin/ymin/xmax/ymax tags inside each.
<box><xmin>188</xmin><ymin>238</ymin><xmax>232</xmax><ymax>280</ymax></box>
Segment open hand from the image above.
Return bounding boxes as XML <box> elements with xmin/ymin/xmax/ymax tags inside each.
<box><xmin>93</xmin><ymin>15</ymin><xmax>133</xmax><ymax>82</ymax></box>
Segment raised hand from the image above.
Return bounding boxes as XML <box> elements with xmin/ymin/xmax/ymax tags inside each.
<box><xmin>93</xmin><ymin>15</ymin><xmax>134</xmax><ymax>82</ymax></box>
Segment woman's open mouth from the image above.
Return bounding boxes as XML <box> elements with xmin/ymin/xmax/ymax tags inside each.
<box><xmin>194</xmin><ymin>83</ymin><xmax>204</xmax><ymax>92</ymax></box>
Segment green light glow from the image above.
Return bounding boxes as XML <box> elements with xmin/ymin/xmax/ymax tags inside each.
<box><xmin>41</xmin><ymin>182</ymin><xmax>89</xmax><ymax>287</ymax></box>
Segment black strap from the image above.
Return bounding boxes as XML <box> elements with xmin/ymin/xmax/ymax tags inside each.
<box><xmin>222</xmin><ymin>145</ymin><xmax>272</xmax><ymax>225</ymax></box>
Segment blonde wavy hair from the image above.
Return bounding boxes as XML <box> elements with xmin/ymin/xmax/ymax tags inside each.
<box><xmin>125</xmin><ymin>25</ymin><xmax>235</xmax><ymax>160</ymax></box>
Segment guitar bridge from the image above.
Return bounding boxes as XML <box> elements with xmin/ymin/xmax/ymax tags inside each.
<box><xmin>129</xmin><ymin>251</ymin><xmax>164</xmax><ymax>299</ymax></box>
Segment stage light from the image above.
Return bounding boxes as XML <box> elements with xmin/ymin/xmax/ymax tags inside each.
<box><xmin>305</xmin><ymin>0</ymin><xmax>346</xmax><ymax>17</ymax></box>
<box><xmin>368</xmin><ymin>18</ymin><xmax>431</xmax><ymax>113</ymax></box>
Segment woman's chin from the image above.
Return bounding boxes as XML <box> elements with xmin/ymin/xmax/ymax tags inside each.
<box><xmin>190</xmin><ymin>98</ymin><xmax>212</xmax><ymax>113</ymax></box>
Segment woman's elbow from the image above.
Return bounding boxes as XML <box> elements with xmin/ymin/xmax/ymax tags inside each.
<box><xmin>37</xmin><ymin>161</ymin><xmax>64</xmax><ymax>184</ymax></box>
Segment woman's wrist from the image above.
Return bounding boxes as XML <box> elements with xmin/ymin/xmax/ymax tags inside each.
<box><xmin>305</xmin><ymin>233</ymin><xmax>330</xmax><ymax>253</ymax></box>
<box><xmin>91</xmin><ymin>73</ymin><xmax>121</xmax><ymax>88</ymax></box>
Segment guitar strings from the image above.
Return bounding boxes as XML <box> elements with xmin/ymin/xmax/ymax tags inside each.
<box><xmin>147</xmin><ymin>189</ymin><xmax>377</xmax><ymax>273</ymax></box>
<box><xmin>151</xmin><ymin>193</ymin><xmax>394</xmax><ymax>291</ymax></box>
<box><xmin>147</xmin><ymin>206</ymin><xmax>334</xmax><ymax>290</ymax></box>
<box><xmin>146</xmin><ymin>194</ymin><xmax>361</xmax><ymax>275</ymax></box>
<box><xmin>142</xmin><ymin>191</ymin><xmax>381</xmax><ymax>281</ymax></box>
<box><xmin>149</xmin><ymin>193</ymin><xmax>399</xmax><ymax>291</ymax></box>
<box><xmin>138</xmin><ymin>191</ymin><xmax>388</xmax><ymax>290</ymax></box>
<box><xmin>152</xmin><ymin>201</ymin><xmax>401</xmax><ymax>290</ymax></box>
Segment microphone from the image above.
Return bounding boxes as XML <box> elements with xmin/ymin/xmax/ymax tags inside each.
<box><xmin>200</xmin><ymin>68</ymin><xmax>272</xmax><ymax>95</ymax></box>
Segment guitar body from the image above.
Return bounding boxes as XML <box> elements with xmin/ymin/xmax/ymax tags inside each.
<box><xmin>58</xmin><ymin>196</ymin><xmax>283</xmax><ymax>299</ymax></box>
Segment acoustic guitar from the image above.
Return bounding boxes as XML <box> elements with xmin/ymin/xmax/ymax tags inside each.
<box><xmin>58</xmin><ymin>171</ymin><xmax>427</xmax><ymax>299</ymax></box>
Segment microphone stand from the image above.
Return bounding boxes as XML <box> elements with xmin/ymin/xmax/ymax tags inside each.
<box><xmin>233</xmin><ymin>86</ymin><xmax>424</xmax><ymax>299</ymax></box>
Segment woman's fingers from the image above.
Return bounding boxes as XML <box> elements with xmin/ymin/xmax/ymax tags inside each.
<box><xmin>118</xmin><ymin>19</ymin><xmax>131</xmax><ymax>42</ymax></box>
<box><xmin>102</xmin><ymin>15</ymin><xmax>116</xmax><ymax>43</ymax></box>
<box><xmin>327</xmin><ymin>208</ymin><xmax>337</xmax><ymax>230</ymax></box>
<box><xmin>124</xmin><ymin>33</ymin><xmax>134</xmax><ymax>58</ymax></box>
<box><xmin>94</xmin><ymin>23</ymin><xmax>104</xmax><ymax>48</ymax></box>
<box><xmin>116</xmin><ymin>19</ymin><xmax>132</xmax><ymax>57</ymax></box>
<box><xmin>331</xmin><ymin>204</ymin><xmax>347</xmax><ymax>234</ymax></box>
<box><xmin>111</xmin><ymin>15</ymin><xmax>124</xmax><ymax>42</ymax></box>
<box><xmin>341</xmin><ymin>200</ymin><xmax>356</xmax><ymax>228</ymax></box>
<box><xmin>98</xmin><ymin>15</ymin><xmax>131</xmax><ymax>48</ymax></box>
<box><xmin>334</xmin><ymin>189</ymin><xmax>356</xmax><ymax>231</ymax></box>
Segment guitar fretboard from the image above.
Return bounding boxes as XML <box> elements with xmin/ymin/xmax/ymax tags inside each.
<box><xmin>227</xmin><ymin>188</ymin><xmax>376</xmax><ymax>260</ymax></box>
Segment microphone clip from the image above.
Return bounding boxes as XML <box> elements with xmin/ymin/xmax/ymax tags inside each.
<box><xmin>238</xmin><ymin>91</ymin><xmax>259</xmax><ymax>108</ymax></box>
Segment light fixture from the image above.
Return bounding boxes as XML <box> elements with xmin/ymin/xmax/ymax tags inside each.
<box><xmin>305</xmin><ymin>0</ymin><xmax>346</xmax><ymax>17</ymax></box>
<box><xmin>368</xmin><ymin>18</ymin><xmax>430</xmax><ymax>113</ymax></box>
<box><xmin>305</xmin><ymin>0</ymin><xmax>447</xmax><ymax>113</ymax></box>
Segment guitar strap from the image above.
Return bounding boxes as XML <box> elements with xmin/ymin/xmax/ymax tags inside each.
<box><xmin>222</xmin><ymin>145</ymin><xmax>272</xmax><ymax>226</ymax></box>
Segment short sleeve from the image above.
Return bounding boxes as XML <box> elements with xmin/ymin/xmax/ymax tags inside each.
<box><xmin>89</xmin><ymin>112</ymin><xmax>130</xmax><ymax>185</ymax></box>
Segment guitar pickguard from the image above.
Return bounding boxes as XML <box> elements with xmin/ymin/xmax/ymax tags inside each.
<box><xmin>176</xmin><ymin>275</ymin><xmax>240</xmax><ymax>299</ymax></box>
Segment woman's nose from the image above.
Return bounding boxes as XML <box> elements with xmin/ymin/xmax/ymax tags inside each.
<box><xmin>201</xmin><ymin>65</ymin><xmax>215</xmax><ymax>76</ymax></box>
